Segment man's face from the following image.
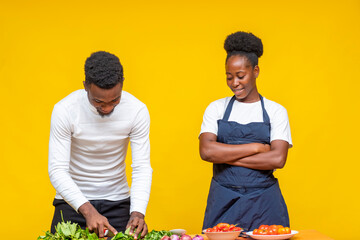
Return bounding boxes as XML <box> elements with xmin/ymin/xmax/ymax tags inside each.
<box><xmin>84</xmin><ymin>82</ymin><xmax>122</xmax><ymax>116</ymax></box>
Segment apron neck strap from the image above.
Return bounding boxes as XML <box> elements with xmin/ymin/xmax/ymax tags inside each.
<box><xmin>259</xmin><ymin>95</ymin><xmax>270</xmax><ymax>124</ymax></box>
<box><xmin>222</xmin><ymin>96</ymin><xmax>236</xmax><ymax>121</ymax></box>
<box><xmin>222</xmin><ymin>95</ymin><xmax>270</xmax><ymax>124</ymax></box>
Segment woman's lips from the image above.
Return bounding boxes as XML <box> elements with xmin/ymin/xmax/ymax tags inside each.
<box><xmin>233</xmin><ymin>88</ymin><xmax>244</xmax><ymax>94</ymax></box>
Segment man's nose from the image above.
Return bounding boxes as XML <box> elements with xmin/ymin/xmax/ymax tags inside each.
<box><xmin>101</xmin><ymin>104</ymin><xmax>114</xmax><ymax>113</ymax></box>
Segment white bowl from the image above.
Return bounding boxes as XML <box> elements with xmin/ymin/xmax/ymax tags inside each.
<box><xmin>202</xmin><ymin>230</ymin><xmax>241</xmax><ymax>240</ymax></box>
<box><xmin>170</xmin><ymin>229</ymin><xmax>187</xmax><ymax>235</ymax></box>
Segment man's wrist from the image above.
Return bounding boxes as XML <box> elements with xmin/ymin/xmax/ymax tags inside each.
<box><xmin>78</xmin><ymin>201</ymin><xmax>94</xmax><ymax>218</ymax></box>
<box><xmin>130</xmin><ymin>211</ymin><xmax>145</xmax><ymax>218</ymax></box>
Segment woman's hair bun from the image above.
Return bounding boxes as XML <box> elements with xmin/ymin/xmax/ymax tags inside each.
<box><xmin>224</xmin><ymin>31</ymin><xmax>263</xmax><ymax>58</ymax></box>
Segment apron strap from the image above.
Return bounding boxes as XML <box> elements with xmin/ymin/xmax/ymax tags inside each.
<box><xmin>223</xmin><ymin>95</ymin><xmax>271</xmax><ymax>127</ymax></box>
<box><xmin>222</xmin><ymin>96</ymin><xmax>236</xmax><ymax>121</ymax></box>
<box><xmin>259</xmin><ymin>95</ymin><xmax>270</xmax><ymax>125</ymax></box>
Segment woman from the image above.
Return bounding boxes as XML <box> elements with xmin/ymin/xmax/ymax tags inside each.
<box><xmin>199</xmin><ymin>31</ymin><xmax>292</xmax><ymax>231</ymax></box>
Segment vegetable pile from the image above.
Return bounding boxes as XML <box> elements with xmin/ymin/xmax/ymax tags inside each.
<box><xmin>38</xmin><ymin>219</ymin><xmax>195</xmax><ymax>240</ymax></box>
<box><xmin>37</xmin><ymin>220</ymin><xmax>101</xmax><ymax>240</ymax></box>
<box><xmin>204</xmin><ymin>223</ymin><xmax>242</xmax><ymax>232</ymax></box>
<box><xmin>252</xmin><ymin>225</ymin><xmax>291</xmax><ymax>235</ymax></box>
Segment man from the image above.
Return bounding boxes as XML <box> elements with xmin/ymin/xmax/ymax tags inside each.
<box><xmin>48</xmin><ymin>51</ymin><xmax>152</xmax><ymax>239</ymax></box>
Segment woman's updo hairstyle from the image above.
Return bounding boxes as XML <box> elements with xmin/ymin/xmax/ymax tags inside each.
<box><xmin>224</xmin><ymin>31</ymin><xmax>263</xmax><ymax>68</ymax></box>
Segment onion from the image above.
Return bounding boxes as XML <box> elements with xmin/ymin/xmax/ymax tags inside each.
<box><xmin>180</xmin><ymin>234</ymin><xmax>192</xmax><ymax>240</ymax></box>
<box><xmin>192</xmin><ymin>235</ymin><xmax>204</xmax><ymax>240</ymax></box>
<box><xmin>170</xmin><ymin>235</ymin><xmax>180</xmax><ymax>240</ymax></box>
<box><xmin>161</xmin><ymin>236</ymin><xmax>171</xmax><ymax>240</ymax></box>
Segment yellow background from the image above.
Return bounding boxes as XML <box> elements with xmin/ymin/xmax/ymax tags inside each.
<box><xmin>1</xmin><ymin>1</ymin><xmax>359</xmax><ymax>239</ymax></box>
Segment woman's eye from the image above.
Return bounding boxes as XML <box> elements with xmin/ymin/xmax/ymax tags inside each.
<box><xmin>238</xmin><ymin>76</ymin><xmax>245</xmax><ymax>79</ymax></box>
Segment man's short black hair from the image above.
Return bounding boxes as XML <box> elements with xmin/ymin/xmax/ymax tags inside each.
<box><xmin>84</xmin><ymin>51</ymin><xmax>124</xmax><ymax>89</ymax></box>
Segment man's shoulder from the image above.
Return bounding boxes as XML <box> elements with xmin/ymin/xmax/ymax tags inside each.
<box><xmin>121</xmin><ymin>91</ymin><xmax>147</xmax><ymax>109</ymax></box>
<box><xmin>55</xmin><ymin>89</ymin><xmax>85</xmax><ymax>108</ymax></box>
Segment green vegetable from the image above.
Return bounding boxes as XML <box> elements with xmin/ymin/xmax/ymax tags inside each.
<box><xmin>38</xmin><ymin>212</ymin><xmax>174</xmax><ymax>240</ymax></box>
<box><xmin>37</xmin><ymin>212</ymin><xmax>100</xmax><ymax>240</ymax></box>
<box><xmin>143</xmin><ymin>230</ymin><xmax>173</xmax><ymax>240</ymax></box>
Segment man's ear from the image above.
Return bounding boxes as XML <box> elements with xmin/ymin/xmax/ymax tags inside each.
<box><xmin>83</xmin><ymin>81</ymin><xmax>88</xmax><ymax>91</ymax></box>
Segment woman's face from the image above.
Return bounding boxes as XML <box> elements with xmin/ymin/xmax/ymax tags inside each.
<box><xmin>226</xmin><ymin>55</ymin><xmax>259</xmax><ymax>102</ymax></box>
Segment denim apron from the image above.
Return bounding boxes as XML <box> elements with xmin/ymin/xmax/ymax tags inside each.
<box><xmin>202</xmin><ymin>95</ymin><xmax>289</xmax><ymax>231</ymax></box>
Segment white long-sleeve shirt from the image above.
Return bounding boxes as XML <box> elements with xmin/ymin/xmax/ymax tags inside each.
<box><xmin>48</xmin><ymin>89</ymin><xmax>152</xmax><ymax>215</ymax></box>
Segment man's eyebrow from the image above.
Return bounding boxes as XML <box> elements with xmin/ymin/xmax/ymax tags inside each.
<box><xmin>111</xmin><ymin>96</ymin><xmax>121</xmax><ymax>101</ymax></box>
<box><xmin>93</xmin><ymin>98</ymin><xmax>104</xmax><ymax>103</ymax></box>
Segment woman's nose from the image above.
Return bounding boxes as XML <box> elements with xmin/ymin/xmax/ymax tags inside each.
<box><xmin>232</xmin><ymin>78</ymin><xmax>240</xmax><ymax>87</ymax></box>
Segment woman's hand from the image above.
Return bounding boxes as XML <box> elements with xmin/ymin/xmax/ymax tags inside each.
<box><xmin>199</xmin><ymin>132</ymin><xmax>270</xmax><ymax>163</ymax></box>
<box><xmin>260</xmin><ymin>144</ymin><xmax>271</xmax><ymax>153</ymax></box>
<box><xmin>227</xmin><ymin>140</ymin><xmax>289</xmax><ymax>170</ymax></box>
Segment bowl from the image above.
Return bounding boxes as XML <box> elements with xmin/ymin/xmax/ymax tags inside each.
<box><xmin>202</xmin><ymin>230</ymin><xmax>241</xmax><ymax>240</ymax></box>
<box><xmin>170</xmin><ymin>229</ymin><xmax>187</xmax><ymax>235</ymax></box>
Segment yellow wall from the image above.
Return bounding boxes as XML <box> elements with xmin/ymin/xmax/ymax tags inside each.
<box><xmin>1</xmin><ymin>1</ymin><xmax>359</xmax><ymax>239</ymax></box>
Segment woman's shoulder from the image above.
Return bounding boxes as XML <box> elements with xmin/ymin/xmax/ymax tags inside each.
<box><xmin>203</xmin><ymin>96</ymin><xmax>232</xmax><ymax>117</ymax></box>
<box><xmin>207</xmin><ymin>96</ymin><xmax>232</xmax><ymax>108</ymax></box>
<box><xmin>262</xmin><ymin>97</ymin><xmax>289</xmax><ymax>118</ymax></box>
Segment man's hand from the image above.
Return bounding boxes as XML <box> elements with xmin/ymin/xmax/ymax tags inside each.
<box><xmin>78</xmin><ymin>202</ymin><xmax>118</xmax><ymax>238</ymax></box>
<box><xmin>126</xmin><ymin>211</ymin><xmax>148</xmax><ymax>239</ymax></box>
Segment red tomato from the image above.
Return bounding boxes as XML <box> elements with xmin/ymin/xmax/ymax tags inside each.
<box><xmin>259</xmin><ymin>225</ymin><xmax>269</xmax><ymax>230</ymax></box>
<box><xmin>278</xmin><ymin>227</ymin><xmax>287</xmax><ymax>234</ymax></box>
<box><xmin>259</xmin><ymin>229</ymin><xmax>268</xmax><ymax>235</ymax></box>
<box><xmin>269</xmin><ymin>225</ymin><xmax>279</xmax><ymax>231</ymax></box>
<box><xmin>253</xmin><ymin>229</ymin><xmax>260</xmax><ymax>235</ymax></box>
<box><xmin>268</xmin><ymin>229</ymin><xmax>278</xmax><ymax>235</ymax></box>
<box><xmin>228</xmin><ymin>224</ymin><xmax>235</xmax><ymax>231</ymax></box>
<box><xmin>233</xmin><ymin>227</ymin><xmax>242</xmax><ymax>231</ymax></box>
<box><xmin>206</xmin><ymin>228</ymin><xmax>214</xmax><ymax>232</ymax></box>
<box><xmin>216</xmin><ymin>223</ymin><xmax>230</xmax><ymax>229</ymax></box>
<box><xmin>213</xmin><ymin>226</ymin><xmax>221</xmax><ymax>232</ymax></box>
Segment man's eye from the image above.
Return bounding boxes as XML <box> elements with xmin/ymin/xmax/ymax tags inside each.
<box><xmin>94</xmin><ymin>100</ymin><xmax>102</xmax><ymax>103</ymax></box>
<box><xmin>238</xmin><ymin>76</ymin><xmax>245</xmax><ymax>79</ymax></box>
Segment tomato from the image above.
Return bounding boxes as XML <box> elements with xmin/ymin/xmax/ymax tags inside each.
<box><xmin>259</xmin><ymin>229</ymin><xmax>268</xmax><ymax>235</ymax></box>
<box><xmin>278</xmin><ymin>227</ymin><xmax>287</xmax><ymax>234</ymax></box>
<box><xmin>259</xmin><ymin>225</ymin><xmax>269</xmax><ymax>230</ymax></box>
<box><xmin>269</xmin><ymin>225</ymin><xmax>279</xmax><ymax>230</ymax></box>
<box><xmin>284</xmin><ymin>227</ymin><xmax>291</xmax><ymax>234</ymax></box>
<box><xmin>216</xmin><ymin>223</ymin><xmax>230</xmax><ymax>229</ymax></box>
<box><xmin>214</xmin><ymin>226</ymin><xmax>222</xmax><ymax>232</ymax></box>
<box><xmin>206</xmin><ymin>228</ymin><xmax>214</xmax><ymax>232</ymax></box>
<box><xmin>232</xmin><ymin>227</ymin><xmax>242</xmax><ymax>231</ymax></box>
<box><xmin>268</xmin><ymin>229</ymin><xmax>278</xmax><ymax>235</ymax></box>
<box><xmin>253</xmin><ymin>229</ymin><xmax>259</xmax><ymax>235</ymax></box>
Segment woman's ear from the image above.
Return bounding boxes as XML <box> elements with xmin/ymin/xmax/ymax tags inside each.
<box><xmin>254</xmin><ymin>65</ymin><xmax>260</xmax><ymax>78</ymax></box>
